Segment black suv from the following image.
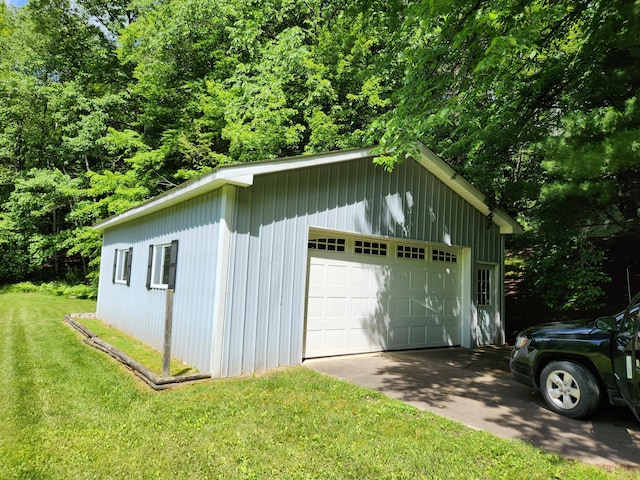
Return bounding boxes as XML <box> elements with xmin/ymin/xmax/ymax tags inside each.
<box><xmin>510</xmin><ymin>293</ymin><xmax>640</xmax><ymax>420</ymax></box>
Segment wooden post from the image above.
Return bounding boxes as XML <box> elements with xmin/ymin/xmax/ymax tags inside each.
<box><xmin>162</xmin><ymin>288</ymin><xmax>175</xmax><ymax>378</ymax></box>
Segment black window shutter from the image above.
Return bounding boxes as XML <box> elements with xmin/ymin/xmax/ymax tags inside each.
<box><xmin>125</xmin><ymin>247</ymin><xmax>133</xmax><ymax>286</ymax></box>
<box><xmin>146</xmin><ymin>245</ymin><xmax>153</xmax><ymax>289</ymax></box>
<box><xmin>167</xmin><ymin>240</ymin><xmax>179</xmax><ymax>290</ymax></box>
<box><xmin>112</xmin><ymin>249</ymin><xmax>118</xmax><ymax>283</ymax></box>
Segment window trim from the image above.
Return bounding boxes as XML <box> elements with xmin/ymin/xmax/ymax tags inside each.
<box><xmin>308</xmin><ymin>237</ymin><xmax>346</xmax><ymax>252</ymax></box>
<box><xmin>147</xmin><ymin>240</ymin><xmax>178</xmax><ymax>290</ymax></box>
<box><xmin>432</xmin><ymin>248</ymin><xmax>458</xmax><ymax>263</ymax></box>
<box><xmin>151</xmin><ymin>243</ymin><xmax>171</xmax><ymax>289</ymax></box>
<box><xmin>113</xmin><ymin>247</ymin><xmax>133</xmax><ymax>286</ymax></box>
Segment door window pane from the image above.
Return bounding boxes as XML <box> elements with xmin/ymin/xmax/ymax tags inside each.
<box><xmin>477</xmin><ymin>268</ymin><xmax>491</xmax><ymax>306</ymax></box>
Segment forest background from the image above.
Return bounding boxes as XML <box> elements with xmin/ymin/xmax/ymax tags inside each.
<box><xmin>1</xmin><ymin>0</ymin><xmax>639</xmax><ymax>330</ymax></box>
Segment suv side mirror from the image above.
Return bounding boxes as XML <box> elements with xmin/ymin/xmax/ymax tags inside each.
<box><xmin>595</xmin><ymin>315</ymin><xmax>617</xmax><ymax>331</ymax></box>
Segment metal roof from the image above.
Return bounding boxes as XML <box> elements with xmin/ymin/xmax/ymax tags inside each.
<box><xmin>93</xmin><ymin>143</ymin><xmax>522</xmax><ymax>235</ymax></box>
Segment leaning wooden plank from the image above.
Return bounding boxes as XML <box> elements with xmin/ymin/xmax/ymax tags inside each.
<box><xmin>65</xmin><ymin>315</ymin><xmax>97</xmax><ymax>339</ymax></box>
<box><xmin>91</xmin><ymin>336</ymin><xmax>160</xmax><ymax>383</ymax></box>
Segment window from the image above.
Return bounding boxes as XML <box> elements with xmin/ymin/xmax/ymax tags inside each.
<box><xmin>477</xmin><ymin>268</ymin><xmax>491</xmax><ymax>306</ymax></box>
<box><xmin>146</xmin><ymin>240</ymin><xmax>179</xmax><ymax>289</ymax></box>
<box><xmin>308</xmin><ymin>237</ymin><xmax>346</xmax><ymax>252</ymax></box>
<box><xmin>432</xmin><ymin>249</ymin><xmax>457</xmax><ymax>263</ymax></box>
<box><xmin>355</xmin><ymin>239</ymin><xmax>387</xmax><ymax>256</ymax></box>
<box><xmin>112</xmin><ymin>248</ymin><xmax>132</xmax><ymax>285</ymax></box>
<box><xmin>397</xmin><ymin>244</ymin><xmax>425</xmax><ymax>260</ymax></box>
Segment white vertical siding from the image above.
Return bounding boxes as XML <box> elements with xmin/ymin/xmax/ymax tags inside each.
<box><xmin>97</xmin><ymin>190</ymin><xmax>223</xmax><ymax>372</ymax></box>
<box><xmin>97</xmin><ymin>154</ymin><xmax>505</xmax><ymax>377</ymax></box>
<box><xmin>222</xmin><ymin>157</ymin><xmax>503</xmax><ymax>377</ymax></box>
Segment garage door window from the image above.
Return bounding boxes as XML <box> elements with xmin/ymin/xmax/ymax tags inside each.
<box><xmin>308</xmin><ymin>237</ymin><xmax>346</xmax><ymax>252</ymax></box>
<box><xmin>432</xmin><ymin>249</ymin><xmax>457</xmax><ymax>263</ymax></box>
<box><xmin>355</xmin><ymin>239</ymin><xmax>387</xmax><ymax>256</ymax></box>
<box><xmin>397</xmin><ymin>244</ymin><xmax>425</xmax><ymax>260</ymax></box>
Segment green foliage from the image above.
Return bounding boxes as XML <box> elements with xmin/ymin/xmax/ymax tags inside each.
<box><xmin>378</xmin><ymin>0</ymin><xmax>640</xmax><ymax>310</ymax></box>
<box><xmin>0</xmin><ymin>169</ymin><xmax>80</xmax><ymax>278</ymax></box>
<box><xmin>1</xmin><ymin>0</ymin><xmax>638</xmax><ymax>310</ymax></box>
<box><xmin>526</xmin><ymin>236</ymin><xmax>611</xmax><ymax>311</ymax></box>
<box><xmin>3</xmin><ymin>281</ymin><xmax>97</xmax><ymax>298</ymax></box>
<box><xmin>0</xmin><ymin>0</ymin><xmax>408</xmax><ymax>284</ymax></box>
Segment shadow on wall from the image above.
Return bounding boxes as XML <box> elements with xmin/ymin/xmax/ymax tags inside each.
<box><xmin>353</xmin><ymin>164</ymin><xmax>469</xmax><ymax>352</ymax></box>
<box><xmin>359</xmin><ymin>261</ymin><xmax>462</xmax><ymax>352</ymax></box>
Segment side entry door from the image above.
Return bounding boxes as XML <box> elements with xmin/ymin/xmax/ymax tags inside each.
<box><xmin>612</xmin><ymin>293</ymin><xmax>640</xmax><ymax>420</ymax></box>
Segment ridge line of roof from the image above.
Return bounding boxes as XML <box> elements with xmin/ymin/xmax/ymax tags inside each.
<box><xmin>94</xmin><ymin>147</ymin><xmax>375</xmax><ymax>230</ymax></box>
<box><xmin>94</xmin><ymin>143</ymin><xmax>521</xmax><ymax>234</ymax></box>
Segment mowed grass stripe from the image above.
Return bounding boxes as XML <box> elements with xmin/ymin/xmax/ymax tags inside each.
<box><xmin>3</xmin><ymin>304</ymin><xmax>41</xmax><ymax>476</ymax></box>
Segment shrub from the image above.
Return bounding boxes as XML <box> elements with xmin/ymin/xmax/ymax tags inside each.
<box><xmin>1</xmin><ymin>281</ymin><xmax>97</xmax><ymax>299</ymax></box>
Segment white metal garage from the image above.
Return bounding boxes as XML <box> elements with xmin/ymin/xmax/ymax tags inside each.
<box><xmin>304</xmin><ymin>231</ymin><xmax>462</xmax><ymax>358</ymax></box>
<box><xmin>96</xmin><ymin>142</ymin><xmax>520</xmax><ymax>376</ymax></box>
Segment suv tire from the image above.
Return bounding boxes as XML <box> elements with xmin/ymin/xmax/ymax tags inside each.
<box><xmin>540</xmin><ymin>361</ymin><xmax>601</xmax><ymax>419</ymax></box>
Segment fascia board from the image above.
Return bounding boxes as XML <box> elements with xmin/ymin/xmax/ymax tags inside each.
<box><xmin>94</xmin><ymin>147</ymin><xmax>374</xmax><ymax>231</ymax></box>
<box><xmin>415</xmin><ymin>143</ymin><xmax>523</xmax><ymax>235</ymax></box>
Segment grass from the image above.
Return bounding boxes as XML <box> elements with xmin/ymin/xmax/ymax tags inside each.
<box><xmin>79</xmin><ymin>317</ymin><xmax>197</xmax><ymax>377</ymax></box>
<box><xmin>1</xmin><ymin>291</ymin><xmax>638</xmax><ymax>479</ymax></box>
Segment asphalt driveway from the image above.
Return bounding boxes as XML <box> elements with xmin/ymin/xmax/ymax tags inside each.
<box><xmin>304</xmin><ymin>347</ymin><xmax>640</xmax><ymax>468</ymax></box>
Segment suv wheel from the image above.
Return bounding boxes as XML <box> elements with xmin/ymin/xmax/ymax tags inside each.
<box><xmin>540</xmin><ymin>361</ymin><xmax>601</xmax><ymax>419</ymax></box>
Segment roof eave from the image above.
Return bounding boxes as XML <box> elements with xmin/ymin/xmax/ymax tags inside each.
<box><xmin>93</xmin><ymin>143</ymin><xmax>521</xmax><ymax>235</ymax></box>
<box><xmin>93</xmin><ymin>147</ymin><xmax>375</xmax><ymax>231</ymax></box>
<box><xmin>415</xmin><ymin>143</ymin><xmax>522</xmax><ymax>235</ymax></box>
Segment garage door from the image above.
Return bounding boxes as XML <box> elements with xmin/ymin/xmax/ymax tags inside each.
<box><xmin>304</xmin><ymin>233</ymin><xmax>461</xmax><ymax>358</ymax></box>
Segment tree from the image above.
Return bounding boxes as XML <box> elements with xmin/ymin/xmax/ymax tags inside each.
<box><xmin>116</xmin><ymin>0</ymin><xmax>407</xmax><ymax>174</ymax></box>
<box><xmin>0</xmin><ymin>0</ymin><xmax>637</xmax><ymax>312</ymax></box>
<box><xmin>0</xmin><ymin>0</ymin><xmax>135</xmax><ymax>282</ymax></box>
<box><xmin>382</xmin><ymin>0</ymin><xmax>640</xmax><ymax>309</ymax></box>
<box><xmin>0</xmin><ymin>169</ymin><xmax>80</xmax><ymax>279</ymax></box>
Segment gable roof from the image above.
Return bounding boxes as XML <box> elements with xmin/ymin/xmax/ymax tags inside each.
<box><xmin>94</xmin><ymin>142</ymin><xmax>522</xmax><ymax>235</ymax></box>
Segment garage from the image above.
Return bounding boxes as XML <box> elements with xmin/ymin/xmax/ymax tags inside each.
<box><xmin>96</xmin><ymin>142</ymin><xmax>520</xmax><ymax>376</ymax></box>
<box><xmin>304</xmin><ymin>231</ymin><xmax>462</xmax><ymax>358</ymax></box>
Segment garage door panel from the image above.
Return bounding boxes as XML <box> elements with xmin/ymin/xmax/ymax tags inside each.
<box><xmin>327</xmin><ymin>265</ymin><xmax>348</xmax><ymax>285</ymax></box>
<box><xmin>411</xmin><ymin>270</ymin><xmax>428</xmax><ymax>289</ymax></box>
<box><xmin>308</xmin><ymin>264</ymin><xmax>326</xmax><ymax>285</ymax></box>
<box><xmin>395</xmin><ymin>270</ymin><xmax>410</xmax><ymax>288</ymax></box>
<box><xmin>305</xmin><ymin>330</ymin><xmax>322</xmax><ymax>353</ymax></box>
<box><xmin>444</xmin><ymin>298</ymin><xmax>461</xmax><ymax>316</ymax></box>
<box><xmin>350</xmin><ymin>327</ymin><xmax>376</xmax><ymax>348</ymax></box>
<box><xmin>429</xmin><ymin>323</ymin><xmax>461</xmax><ymax>345</ymax></box>
<box><xmin>411</xmin><ymin>326</ymin><xmax>427</xmax><ymax>344</ymax></box>
<box><xmin>325</xmin><ymin>297</ymin><xmax>346</xmax><ymax>317</ymax></box>
<box><xmin>306</xmin><ymin>296</ymin><xmax>325</xmax><ymax>317</ymax></box>
<box><xmin>351</xmin><ymin>297</ymin><xmax>379</xmax><ymax>317</ymax></box>
<box><xmin>305</xmin><ymin>238</ymin><xmax>461</xmax><ymax>358</ymax></box>
<box><xmin>394</xmin><ymin>298</ymin><xmax>410</xmax><ymax>316</ymax></box>
<box><xmin>325</xmin><ymin>329</ymin><xmax>346</xmax><ymax>347</ymax></box>
<box><xmin>391</xmin><ymin>326</ymin><xmax>409</xmax><ymax>346</ymax></box>
<box><xmin>352</xmin><ymin>266</ymin><xmax>373</xmax><ymax>287</ymax></box>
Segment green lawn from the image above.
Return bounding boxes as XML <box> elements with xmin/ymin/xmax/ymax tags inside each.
<box><xmin>0</xmin><ymin>292</ymin><xmax>636</xmax><ymax>479</ymax></box>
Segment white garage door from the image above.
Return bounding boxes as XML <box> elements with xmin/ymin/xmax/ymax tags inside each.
<box><xmin>304</xmin><ymin>234</ymin><xmax>462</xmax><ymax>358</ymax></box>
